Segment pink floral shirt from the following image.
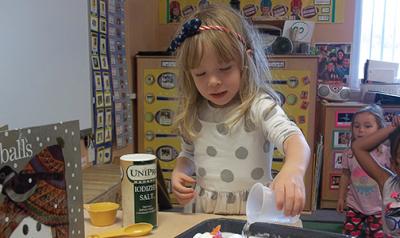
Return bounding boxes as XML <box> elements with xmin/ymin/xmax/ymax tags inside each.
<box><xmin>342</xmin><ymin>145</ymin><xmax>391</xmax><ymax>215</ymax></box>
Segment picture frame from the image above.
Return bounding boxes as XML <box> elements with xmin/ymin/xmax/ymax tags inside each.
<box><xmin>90</xmin><ymin>0</ymin><xmax>97</xmax><ymax>13</ymax></box>
<box><xmin>100</xmin><ymin>54</ymin><xmax>109</xmax><ymax>70</ymax></box>
<box><xmin>103</xmin><ymin>72</ymin><xmax>111</xmax><ymax>90</ymax></box>
<box><xmin>95</xmin><ymin>91</ymin><xmax>104</xmax><ymax>108</ymax></box>
<box><xmin>329</xmin><ymin>174</ymin><xmax>341</xmax><ymax>190</ymax></box>
<box><xmin>332</xmin><ymin>130</ymin><xmax>351</xmax><ymax>149</ymax></box>
<box><xmin>105</xmin><ymin>108</ymin><xmax>112</xmax><ymax>127</ymax></box>
<box><xmin>91</xmin><ymin>32</ymin><xmax>98</xmax><ymax>53</ymax></box>
<box><xmin>99</xmin><ymin>17</ymin><xmax>107</xmax><ymax>34</ymax></box>
<box><xmin>96</xmin><ymin>146</ymin><xmax>105</xmax><ymax>163</ymax></box>
<box><xmin>104</xmin><ymin>91</ymin><xmax>112</xmax><ymax>107</ymax></box>
<box><xmin>335</xmin><ymin>110</ymin><xmax>356</xmax><ymax>127</ymax></box>
<box><xmin>104</xmin><ymin>147</ymin><xmax>112</xmax><ymax>163</ymax></box>
<box><xmin>100</xmin><ymin>35</ymin><xmax>107</xmax><ymax>54</ymax></box>
<box><xmin>99</xmin><ymin>0</ymin><xmax>106</xmax><ymax>17</ymax></box>
<box><xmin>333</xmin><ymin>151</ymin><xmax>344</xmax><ymax>170</ymax></box>
<box><xmin>94</xmin><ymin>72</ymin><xmax>102</xmax><ymax>90</ymax></box>
<box><xmin>384</xmin><ymin>111</ymin><xmax>400</xmax><ymax>125</ymax></box>
<box><xmin>95</xmin><ymin>128</ymin><xmax>104</xmax><ymax>145</ymax></box>
<box><xmin>96</xmin><ymin>108</ymin><xmax>104</xmax><ymax>128</ymax></box>
<box><xmin>90</xmin><ymin>14</ymin><xmax>98</xmax><ymax>32</ymax></box>
<box><xmin>315</xmin><ymin>43</ymin><xmax>352</xmax><ymax>84</ymax></box>
<box><xmin>91</xmin><ymin>55</ymin><xmax>100</xmax><ymax>70</ymax></box>
<box><xmin>104</xmin><ymin>127</ymin><xmax>112</xmax><ymax>143</ymax></box>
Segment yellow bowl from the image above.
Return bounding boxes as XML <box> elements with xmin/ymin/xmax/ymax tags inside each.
<box><xmin>84</xmin><ymin>202</ymin><xmax>119</xmax><ymax>227</ymax></box>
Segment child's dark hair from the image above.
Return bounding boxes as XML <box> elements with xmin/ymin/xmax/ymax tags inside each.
<box><xmin>351</xmin><ymin>104</ymin><xmax>385</xmax><ymax>129</ymax></box>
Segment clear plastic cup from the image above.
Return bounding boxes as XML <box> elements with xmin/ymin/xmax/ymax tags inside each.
<box><xmin>246</xmin><ymin>183</ymin><xmax>300</xmax><ymax>225</ymax></box>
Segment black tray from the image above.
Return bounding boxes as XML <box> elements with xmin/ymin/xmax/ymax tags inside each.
<box><xmin>175</xmin><ymin>218</ymin><xmax>350</xmax><ymax>238</ymax></box>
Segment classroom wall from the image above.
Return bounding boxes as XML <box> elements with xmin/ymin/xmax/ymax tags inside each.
<box><xmin>124</xmin><ymin>0</ymin><xmax>355</xmax><ymax>53</ymax></box>
<box><xmin>123</xmin><ymin>0</ymin><xmax>355</xmax><ymax>154</ymax></box>
<box><xmin>0</xmin><ymin>1</ymin><xmax>92</xmax><ymax>130</ymax></box>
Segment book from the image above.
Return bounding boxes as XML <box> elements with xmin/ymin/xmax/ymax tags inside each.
<box><xmin>0</xmin><ymin>121</ymin><xmax>84</xmax><ymax>238</ymax></box>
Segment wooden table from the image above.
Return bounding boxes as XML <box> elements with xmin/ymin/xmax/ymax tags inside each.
<box><xmin>85</xmin><ymin>211</ymin><xmax>303</xmax><ymax>237</ymax></box>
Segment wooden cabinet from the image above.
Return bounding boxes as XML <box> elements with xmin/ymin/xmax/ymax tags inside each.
<box><xmin>318</xmin><ymin>101</ymin><xmax>400</xmax><ymax>209</ymax></box>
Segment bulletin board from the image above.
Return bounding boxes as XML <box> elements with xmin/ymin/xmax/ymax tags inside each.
<box><xmin>88</xmin><ymin>0</ymin><xmax>133</xmax><ymax>164</ymax></box>
<box><xmin>160</xmin><ymin>0</ymin><xmax>344</xmax><ymax>24</ymax></box>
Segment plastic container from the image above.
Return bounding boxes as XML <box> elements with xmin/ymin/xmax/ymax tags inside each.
<box><xmin>175</xmin><ymin>218</ymin><xmax>350</xmax><ymax>238</ymax></box>
<box><xmin>84</xmin><ymin>202</ymin><xmax>119</xmax><ymax>227</ymax></box>
<box><xmin>246</xmin><ymin>183</ymin><xmax>299</xmax><ymax>225</ymax></box>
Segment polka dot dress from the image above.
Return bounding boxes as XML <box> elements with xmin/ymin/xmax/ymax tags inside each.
<box><xmin>181</xmin><ymin>95</ymin><xmax>302</xmax><ymax>214</ymax></box>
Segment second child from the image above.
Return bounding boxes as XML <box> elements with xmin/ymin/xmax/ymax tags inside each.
<box><xmin>337</xmin><ymin>105</ymin><xmax>391</xmax><ymax>237</ymax></box>
<box><xmin>352</xmin><ymin>116</ymin><xmax>400</xmax><ymax>237</ymax></box>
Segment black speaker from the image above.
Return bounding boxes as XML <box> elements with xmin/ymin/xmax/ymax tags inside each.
<box><xmin>271</xmin><ymin>36</ymin><xmax>293</xmax><ymax>55</ymax></box>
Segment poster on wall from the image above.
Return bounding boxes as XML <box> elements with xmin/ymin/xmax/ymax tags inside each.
<box><xmin>315</xmin><ymin>43</ymin><xmax>351</xmax><ymax>85</ymax></box>
<box><xmin>332</xmin><ymin>129</ymin><xmax>351</xmax><ymax>149</ymax></box>
<box><xmin>159</xmin><ymin>0</ymin><xmax>344</xmax><ymax>24</ymax></box>
<box><xmin>384</xmin><ymin>111</ymin><xmax>400</xmax><ymax>125</ymax></box>
<box><xmin>335</xmin><ymin>110</ymin><xmax>356</xmax><ymax>128</ymax></box>
<box><xmin>329</xmin><ymin>173</ymin><xmax>341</xmax><ymax>190</ymax></box>
<box><xmin>333</xmin><ymin>150</ymin><xmax>344</xmax><ymax>170</ymax></box>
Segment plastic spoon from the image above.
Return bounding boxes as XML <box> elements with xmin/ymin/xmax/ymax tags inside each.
<box><xmin>87</xmin><ymin>223</ymin><xmax>153</xmax><ymax>238</ymax></box>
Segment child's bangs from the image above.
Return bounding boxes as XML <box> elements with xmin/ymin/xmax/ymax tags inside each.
<box><xmin>183</xmin><ymin>31</ymin><xmax>241</xmax><ymax>70</ymax></box>
<box><xmin>181</xmin><ymin>35</ymin><xmax>204</xmax><ymax>70</ymax></box>
<box><xmin>209</xmin><ymin>31</ymin><xmax>240</xmax><ymax>63</ymax></box>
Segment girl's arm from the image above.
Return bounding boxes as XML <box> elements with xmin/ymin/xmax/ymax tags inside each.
<box><xmin>337</xmin><ymin>169</ymin><xmax>350</xmax><ymax>213</ymax></box>
<box><xmin>272</xmin><ymin>134</ymin><xmax>310</xmax><ymax>216</ymax></box>
<box><xmin>351</xmin><ymin>125</ymin><xmax>397</xmax><ymax>189</ymax></box>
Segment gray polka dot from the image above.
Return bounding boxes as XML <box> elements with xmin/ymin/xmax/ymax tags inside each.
<box><xmin>216</xmin><ymin>123</ymin><xmax>228</xmax><ymax>135</ymax></box>
<box><xmin>193</xmin><ymin>119</ymin><xmax>202</xmax><ymax>133</ymax></box>
<box><xmin>263</xmin><ymin>107</ymin><xmax>277</xmax><ymax>121</ymax></box>
<box><xmin>227</xmin><ymin>192</ymin><xmax>236</xmax><ymax>203</ymax></box>
<box><xmin>206</xmin><ymin>146</ymin><xmax>217</xmax><ymax>157</ymax></box>
<box><xmin>251</xmin><ymin>168</ymin><xmax>264</xmax><ymax>180</ymax></box>
<box><xmin>221</xmin><ymin>169</ymin><xmax>234</xmax><ymax>183</ymax></box>
<box><xmin>235</xmin><ymin>147</ymin><xmax>248</xmax><ymax>159</ymax></box>
<box><xmin>198</xmin><ymin>167</ymin><xmax>206</xmax><ymax>177</ymax></box>
<box><xmin>244</xmin><ymin>117</ymin><xmax>256</xmax><ymax>132</ymax></box>
<box><xmin>199</xmin><ymin>188</ymin><xmax>205</xmax><ymax>196</ymax></box>
<box><xmin>263</xmin><ymin>141</ymin><xmax>271</xmax><ymax>153</ymax></box>
<box><xmin>211</xmin><ymin>191</ymin><xmax>218</xmax><ymax>200</ymax></box>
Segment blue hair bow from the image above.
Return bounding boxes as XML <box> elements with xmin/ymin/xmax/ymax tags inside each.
<box><xmin>167</xmin><ymin>18</ymin><xmax>202</xmax><ymax>53</ymax></box>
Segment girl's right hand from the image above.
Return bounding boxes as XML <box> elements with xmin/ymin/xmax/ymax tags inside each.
<box><xmin>336</xmin><ymin>198</ymin><xmax>345</xmax><ymax>213</ymax></box>
<box><xmin>171</xmin><ymin>171</ymin><xmax>196</xmax><ymax>205</ymax></box>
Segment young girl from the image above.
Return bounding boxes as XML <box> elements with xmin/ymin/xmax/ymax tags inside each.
<box><xmin>168</xmin><ymin>4</ymin><xmax>310</xmax><ymax>216</ymax></box>
<box><xmin>352</xmin><ymin>115</ymin><xmax>400</xmax><ymax>237</ymax></box>
<box><xmin>336</xmin><ymin>105</ymin><xmax>391</xmax><ymax>237</ymax></box>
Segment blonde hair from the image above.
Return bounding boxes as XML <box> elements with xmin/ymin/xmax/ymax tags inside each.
<box><xmin>173</xmin><ymin>4</ymin><xmax>279</xmax><ymax>141</ymax></box>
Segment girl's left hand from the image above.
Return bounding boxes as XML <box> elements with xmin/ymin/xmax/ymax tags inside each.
<box><xmin>270</xmin><ymin>168</ymin><xmax>305</xmax><ymax>217</ymax></box>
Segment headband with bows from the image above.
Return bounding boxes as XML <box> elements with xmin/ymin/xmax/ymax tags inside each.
<box><xmin>167</xmin><ymin>18</ymin><xmax>247</xmax><ymax>53</ymax></box>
